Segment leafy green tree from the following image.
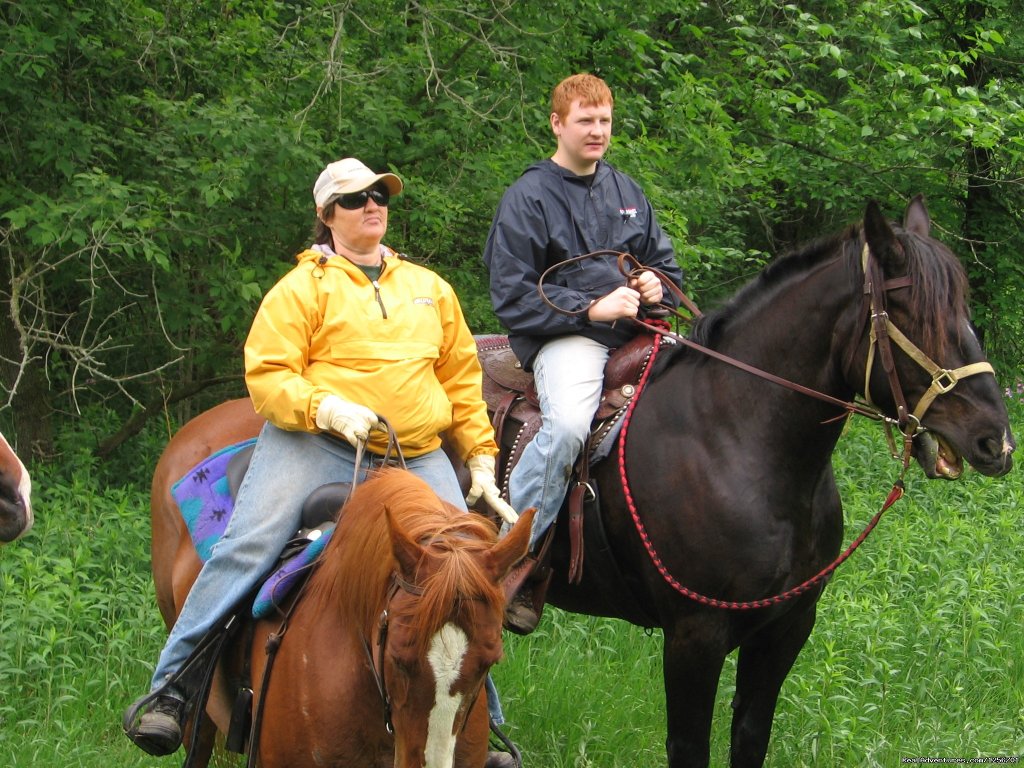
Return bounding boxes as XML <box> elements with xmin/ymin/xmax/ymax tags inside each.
<box><xmin>2</xmin><ymin>0</ymin><xmax>1020</xmax><ymax>466</ymax></box>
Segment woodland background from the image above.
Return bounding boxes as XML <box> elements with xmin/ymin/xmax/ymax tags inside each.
<box><xmin>2</xmin><ymin>0</ymin><xmax>1023</xmax><ymax>460</ymax></box>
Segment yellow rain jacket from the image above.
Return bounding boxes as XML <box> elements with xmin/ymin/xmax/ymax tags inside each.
<box><xmin>244</xmin><ymin>246</ymin><xmax>497</xmax><ymax>462</ymax></box>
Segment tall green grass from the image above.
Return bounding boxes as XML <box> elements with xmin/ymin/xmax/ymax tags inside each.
<box><xmin>0</xmin><ymin>463</ymin><xmax>163</xmax><ymax>766</ymax></box>
<box><xmin>0</xmin><ymin>402</ymin><xmax>1020</xmax><ymax>767</ymax></box>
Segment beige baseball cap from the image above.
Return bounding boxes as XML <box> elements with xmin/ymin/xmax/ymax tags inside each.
<box><xmin>313</xmin><ymin>158</ymin><xmax>403</xmax><ymax>208</ymax></box>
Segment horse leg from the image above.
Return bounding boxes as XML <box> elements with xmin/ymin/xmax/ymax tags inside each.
<box><xmin>729</xmin><ymin>601</ymin><xmax>818</xmax><ymax>768</ymax></box>
<box><xmin>662</xmin><ymin>623</ymin><xmax>729</xmax><ymax>768</ymax></box>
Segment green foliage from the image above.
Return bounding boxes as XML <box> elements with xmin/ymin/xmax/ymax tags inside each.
<box><xmin>0</xmin><ymin>463</ymin><xmax>159</xmax><ymax>766</ymax></box>
<box><xmin>2</xmin><ymin>0</ymin><xmax>1022</xmax><ymax>458</ymax></box>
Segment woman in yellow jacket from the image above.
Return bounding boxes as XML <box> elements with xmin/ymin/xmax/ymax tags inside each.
<box><xmin>127</xmin><ymin>158</ymin><xmax>517</xmax><ymax>760</ymax></box>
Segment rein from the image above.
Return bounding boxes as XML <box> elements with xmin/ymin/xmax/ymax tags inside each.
<box><xmin>540</xmin><ymin>249</ymin><xmax>894</xmax><ymax>427</ymax></box>
<box><xmin>618</xmin><ymin>332</ymin><xmax>904</xmax><ymax>610</ymax></box>
<box><xmin>540</xmin><ymin>245</ymin><xmax>994</xmax><ymax>610</ymax></box>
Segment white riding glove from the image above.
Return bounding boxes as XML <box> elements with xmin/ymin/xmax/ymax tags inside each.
<box><xmin>315</xmin><ymin>394</ymin><xmax>380</xmax><ymax>448</ymax></box>
<box><xmin>465</xmin><ymin>454</ymin><xmax>519</xmax><ymax>525</ymax></box>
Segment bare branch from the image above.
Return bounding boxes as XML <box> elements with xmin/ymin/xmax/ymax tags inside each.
<box><xmin>0</xmin><ymin>201</ymin><xmax>191</xmax><ymax>416</ymax></box>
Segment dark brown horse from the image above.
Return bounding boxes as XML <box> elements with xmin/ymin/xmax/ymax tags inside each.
<box><xmin>149</xmin><ymin>400</ymin><xmax>534</xmax><ymax>768</ymax></box>
<box><xmin>0</xmin><ymin>429</ymin><xmax>32</xmax><ymax>543</ymax></box>
<box><xmin>486</xmin><ymin>197</ymin><xmax>1015</xmax><ymax>767</ymax></box>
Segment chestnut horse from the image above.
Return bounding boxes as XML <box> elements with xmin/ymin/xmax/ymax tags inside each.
<box><xmin>0</xmin><ymin>429</ymin><xmax>33</xmax><ymax>542</ymax></box>
<box><xmin>149</xmin><ymin>400</ymin><xmax>534</xmax><ymax>768</ymax></box>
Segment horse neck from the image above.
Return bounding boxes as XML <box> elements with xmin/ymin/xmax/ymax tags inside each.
<box><xmin>665</xmin><ymin>253</ymin><xmax>861</xmax><ymax>450</ymax></box>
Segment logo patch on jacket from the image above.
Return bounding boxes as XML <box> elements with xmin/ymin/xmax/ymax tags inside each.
<box><xmin>619</xmin><ymin>207</ymin><xmax>638</xmax><ymax>220</ymax></box>
<box><xmin>413</xmin><ymin>297</ymin><xmax>434</xmax><ymax>307</ymax></box>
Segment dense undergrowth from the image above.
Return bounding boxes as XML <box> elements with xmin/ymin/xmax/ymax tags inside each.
<box><xmin>0</xmin><ymin>401</ymin><xmax>1020</xmax><ymax>767</ymax></box>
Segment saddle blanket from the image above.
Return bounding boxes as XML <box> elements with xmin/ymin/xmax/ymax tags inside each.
<box><xmin>171</xmin><ymin>438</ymin><xmax>332</xmax><ymax>619</ymax></box>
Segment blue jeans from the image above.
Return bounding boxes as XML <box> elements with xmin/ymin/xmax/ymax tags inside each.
<box><xmin>151</xmin><ymin>421</ymin><xmax>508</xmax><ymax>721</ymax></box>
<box><xmin>508</xmin><ymin>335</ymin><xmax>609</xmax><ymax>550</ymax></box>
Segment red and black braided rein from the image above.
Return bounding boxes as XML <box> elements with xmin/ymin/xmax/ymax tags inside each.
<box><xmin>616</xmin><ymin>323</ymin><xmax>905</xmax><ymax>611</ymax></box>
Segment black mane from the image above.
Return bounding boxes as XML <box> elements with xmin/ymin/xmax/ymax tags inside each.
<box><xmin>689</xmin><ymin>224</ymin><xmax>859</xmax><ymax>350</ymax></box>
<box><xmin>658</xmin><ymin>216</ymin><xmax>969</xmax><ymax>370</ymax></box>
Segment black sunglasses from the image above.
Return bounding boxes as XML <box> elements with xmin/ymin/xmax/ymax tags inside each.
<box><xmin>333</xmin><ymin>184</ymin><xmax>390</xmax><ymax>210</ymax></box>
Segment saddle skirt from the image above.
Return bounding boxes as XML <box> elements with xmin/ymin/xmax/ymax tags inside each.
<box><xmin>475</xmin><ymin>332</ymin><xmax>667</xmax><ymax>495</ymax></box>
<box><xmin>171</xmin><ymin>440</ymin><xmax>343</xmax><ymax>619</ymax></box>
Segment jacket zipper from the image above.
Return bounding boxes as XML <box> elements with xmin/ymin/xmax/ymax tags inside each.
<box><xmin>371</xmin><ymin>279</ymin><xmax>388</xmax><ymax>319</ymax></box>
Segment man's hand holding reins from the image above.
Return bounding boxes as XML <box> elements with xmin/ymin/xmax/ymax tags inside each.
<box><xmin>587</xmin><ymin>270</ymin><xmax>664</xmax><ymax>323</ymax></box>
<box><xmin>629</xmin><ymin>270</ymin><xmax>665</xmax><ymax>306</ymax></box>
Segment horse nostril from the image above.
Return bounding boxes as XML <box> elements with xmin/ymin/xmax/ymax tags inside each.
<box><xmin>978</xmin><ymin>436</ymin><xmax>1004</xmax><ymax>461</ymax></box>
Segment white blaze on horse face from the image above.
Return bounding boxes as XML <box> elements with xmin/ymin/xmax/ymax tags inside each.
<box><xmin>423</xmin><ymin>623</ymin><xmax>468</xmax><ymax>768</ymax></box>
<box><xmin>17</xmin><ymin>469</ymin><xmax>32</xmax><ymax>531</ymax></box>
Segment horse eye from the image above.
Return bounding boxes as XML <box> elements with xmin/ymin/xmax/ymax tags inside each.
<box><xmin>389</xmin><ymin>651</ymin><xmax>418</xmax><ymax>676</ymax></box>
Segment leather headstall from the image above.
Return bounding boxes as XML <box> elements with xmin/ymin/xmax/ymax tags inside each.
<box><xmin>856</xmin><ymin>241</ymin><xmax>994</xmax><ymax>465</ymax></box>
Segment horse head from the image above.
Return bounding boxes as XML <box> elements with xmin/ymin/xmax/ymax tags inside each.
<box><xmin>382</xmin><ymin>490</ymin><xmax>534</xmax><ymax>768</ymax></box>
<box><xmin>857</xmin><ymin>195</ymin><xmax>1015</xmax><ymax>479</ymax></box>
<box><xmin>0</xmin><ymin>430</ymin><xmax>33</xmax><ymax>543</ymax></box>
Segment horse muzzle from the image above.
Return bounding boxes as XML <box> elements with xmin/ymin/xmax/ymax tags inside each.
<box><xmin>914</xmin><ymin>428</ymin><xmax>1015</xmax><ymax>479</ymax></box>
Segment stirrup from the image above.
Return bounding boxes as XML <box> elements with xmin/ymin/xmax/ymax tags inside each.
<box><xmin>124</xmin><ymin>606</ymin><xmax>248</xmax><ymax>766</ymax></box>
<box><xmin>503</xmin><ymin>586</ymin><xmax>540</xmax><ymax>635</ymax></box>
<box><xmin>122</xmin><ymin>680</ymin><xmax>185</xmax><ymax>736</ymax></box>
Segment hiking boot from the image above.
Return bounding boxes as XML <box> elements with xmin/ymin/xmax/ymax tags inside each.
<box><xmin>503</xmin><ymin>586</ymin><xmax>539</xmax><ymax>635</ymax></box>
<box><xmin>125</xmin><ymin>688</ymin><xmax>186</xmax><ymax>756</ymax></box>
<box><xmin>486</xmin><ymin>750</ymin><xmax>519</xmax><ymax>768</ymax></box>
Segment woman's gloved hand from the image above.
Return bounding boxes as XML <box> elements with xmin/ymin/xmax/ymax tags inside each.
<box><xmin>315</xmin><ymin>395</ymin><xmax>380</xmax><ymax>448</ymax></box>
<box><xmin>465</xmin><ymin>454</ymin><xmax>519</xmax><ymax>525</ymax></box>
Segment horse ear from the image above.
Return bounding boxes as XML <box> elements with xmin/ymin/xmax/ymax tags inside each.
<box><xmin>903</xmin><ymin>193</ymin><xmax>930</xmax><ymax>238</ymax></box>
<box><xmin>386</xmin><ymin>505</ymin><xmax>424</xmax><ymax>582</ymax></box>
<box><xmin>863</xmin><ymin>199</ymin><xmax>907</xmax><ymax>276</ymax></box>
<box><xmin>486</xmin><ymin>507</ymin><xmax>536</xmax><ymax>582</ymax></box>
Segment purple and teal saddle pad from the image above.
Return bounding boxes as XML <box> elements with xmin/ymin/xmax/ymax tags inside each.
<box><xmin>170</xmin><ymin>439</ymin><xmax>333</xmax><ymax>618</ymax></box>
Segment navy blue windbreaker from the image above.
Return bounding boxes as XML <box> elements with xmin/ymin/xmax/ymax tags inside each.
<box><xmin>483</xmin><ymin>158</ymin><xmax>684</xmax><ymax>370</ymax></box>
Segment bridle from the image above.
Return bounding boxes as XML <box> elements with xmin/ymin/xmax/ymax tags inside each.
<box><xmin>362</xmin><ymin>573</ymin><xmax>424</xmax><ymax>735</ymax></box>
<box><xmin>852</xmin><ymin>242</ymin><xmax>994</xmax><ymax>464</ymax></box>
<box><xmin>362</xmin><ymin>570</ymin><xmax>490</xmax><ymax>740</ymax></box>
